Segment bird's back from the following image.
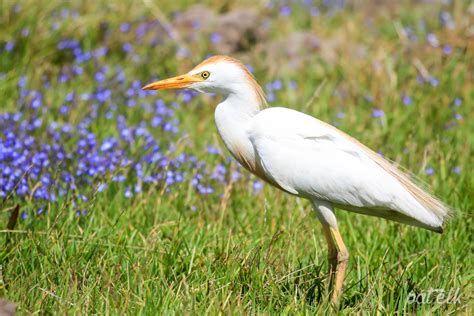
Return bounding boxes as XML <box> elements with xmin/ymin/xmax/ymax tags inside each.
<box><xmin>247</xmin><ymin>107</ymin><xmax>451</xmax><ymax>232</ymax></box>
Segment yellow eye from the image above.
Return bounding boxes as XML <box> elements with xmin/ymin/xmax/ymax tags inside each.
<box><xmin>201</xmin><ymin>71</ymin><xmax>210</xmax><ymax>79</ymax></box>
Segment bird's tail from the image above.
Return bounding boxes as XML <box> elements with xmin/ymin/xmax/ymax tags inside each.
<box><xmin>351</xmin><ymin>136</ymin><xmax>453</xmax><ymax>231</ymax></box>
<box><xmin>374</xmin><ymin>158</ymin><xmax>453</xmax><ymax>232</ymax></box>
<box><xmin>332</xmin><ymin>127</ymin><xmax>453</xmax><ymax>232</ymax></box>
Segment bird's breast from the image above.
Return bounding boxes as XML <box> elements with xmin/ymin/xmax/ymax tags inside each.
<box><xmin>228</xmin><ymin>142</ymin><xmax>290</xmax><ymax>193</ymax></box>
<box><xmin>214</xmin><ymin>102</ymin><xmax>289</xmax><ymax>193</ymax></box>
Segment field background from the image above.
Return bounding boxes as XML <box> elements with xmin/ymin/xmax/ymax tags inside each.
<box><xmin>0</xmin><ymin>0</ymin><xmax>472</xmax><ymax>314</ymax></box>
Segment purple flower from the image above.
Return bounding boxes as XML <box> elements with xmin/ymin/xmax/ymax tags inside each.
<box><xmin>267</xmin><ymin>92</ymin><xmax>276</xmax><ymax>102</ymax></box>
<box><xmin>191</xmin><ymin>20</ymin><xmax>201</xmax><ymax>30</ymax></box>
<box><xmin>253</xmin><ymin>180</ymin><xmax>263</xmax><ymax>194</ymax></box>
<box><xmin>429</xmin><ymin>77</ymin><xmax>439</xmax><ymax>87</ymax></box>
<box><xmin>94</xmin><ymin>47</ymin><xmax>108</xmax><ymax>58</ymax></box>
<box><xmin>95</xmin><ymin>72</ymin><xmax>105</xmax><ymax>82</ymax></box>
<box><xmin>426</xmin><ymin>33</ymin><xmax>439</xmax><ymax>47</ymax></box>
<box><xmin>310</xmin><ymin>7</ymin><xmax>320</xmax><ymax>16</ymax></box>
<box><xmin>2</xmin><ymin>166</ymin><xmax>12</xmax><ymax>176</ymax></box>
<box><xmin>336</xmin><ymin>111</ymin><xmax>345</xmax><ymax>119</ymax></box>
<box><xmin>136</xmin><ymin>23</ymin><xmax>148</xmax><ymax>38</ymax></box>
<box><xmin>198</xmin><ymin>185</ymin><xmax>214</xmax><ymax>195</ymax></box>
<box><xmin>372</xmin><ymin>109</ymin><xmax>385</xmax><ymax>118</ymax></box>
<box><xmin>425</xmin><ymin>167</ymin><xmax>434</xmax><ymax>176</ymax></box>
<box><xmin>120</xmin><ymin>22</ymin><xmax>131</xmax><ymax>33</ymax></box>
<box><xmin>134</xmin><ymin>183</ymin><xmax>142</xmax><ymax>193</ymax></box>
<box><xmin>288</xmin><ymin>80</ymin><xmax>297</xmax><ymax>89</ymax></box>
<box><xmin>210</xmin><ymin>33</ymin><xmax>221</xmax><ymax>44</ymax></box>
<box><xmin>97</xmin><ymin>183</ymin><xmax>107</xmax><ymax>192</ymax></box>
<box><xmin>439</xmin><ymin>11</ymin><xmax>455</xmax><ymax>29</ymax></box>
<box><xmin>4</xmin><ymin>41</ymin><xmax>15</xmax><ymax>52</ymax></box>
<box><xmin>72</xmin><ymin>66</ymin><xmax>83</xmax><ymax>76</ymax></box>
<box><xmin>21</xmin><ymin>28</ymin><xmax>30</xmax><ymax>37</ymax></box>
<box><xmin>31</xmin><ymin>97</ymin><xmax>42</xmax><ymax>109</ymax></box>
<box><xmin>112</xmin><ymin>174</ymin><xmax>126</xmax><ymax>182</ymax></box>
<box><xmin>402</xmin><ymin>94</ymin><xmax>412</xmax><ymax>106</ymax></box>
<box><xmin>16</xmin><ymin>184</ymin><xmax>29</xmax><ymax>196</ymax></box>
<box><xmin>442</xmin><ymin>45</ymin><xmax>453</xmax><ymax>55</ymax></box>
<box><xmin>451</xmin><ymin>166</ymin><xmax>461</xmax><ymax>174</ymax></box>
<box><xmin>280</xmin><ymin>5</ymin><xmax>292</xmax><ymax>16</ymax></box>
<box><xmin>453</xmin><ymin>98</ymin><xmax>462</xmax><ymax>107</ymax></box>
<box><xmin>176</xmin><ymin>46</ymin><xmax>191</xmax><ymax>58</ymax></box>
<box><xmin>18</xmin><ymin>76</ymin><xmax>27</xmax><ymax>88</ymax></box>
<box><xmin>75</xmin><ymin>210</ymin><xmax>87</xmax><ymax>217</ymax></box>
<box><xmin>206</xmin><ymin>146</ymin><xmax>221</xmax><ymax>155</ymax></box>
<box><xmin>122</xmin><ymin>43</ymin><xmax>133</xmax><ymax>53</ymax></box>
<box><xmin>272</xmin><ymin>80</ymin><xmax>283</xmax><ymax>90</ymax></box>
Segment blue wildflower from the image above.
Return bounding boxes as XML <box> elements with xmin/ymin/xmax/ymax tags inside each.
<box><xmin>453</xmin><ymin>98</ymin><xmax>462</xmax><ymax>107</ymax></box>
<box><xmin>122</xmin><ymin>43</ymin><xmax>133</xmax><ymax>53</ymax></box>
<box><xmin>288</xmin><ymin>80</ymin><xmax>297</xmax><ymax>89</ymax></box>
<box><xmin>402</xmin><ymin>94</ymin><xmax>412</xmax><ymax>106</ymax></box>
<box><xmin>451</xmin><ymin>166</ymin><xmax>461</xmax><ymax>174</ymax></box>
<box><xmin>429</xmin><ymin>77</ymin><xmax>439</xmax><ymax>87</ymax></box>
<box><xmin>280</xmin><ymin>5</ymin><xmax>292</xmax><ymax>16</ymax></box>
<box><xmin>4</xmin><ymin>41</ymin><xmax>15</xmax><ymax>52</ymax></box>
<box><xmin>124</xmin><ymin>187</ymin><xmax>132</xmax><ymax>198</ymax></box>
<box><xmin>120</xmin><ymin>22</ymin><xmax>131</xmax><ymax>33</ymax></box>
<box><xmin>207</xmin><ymin>146</ymin><xmax>221</xmax><ymax>155</ymax></box>
<box><xmin>426</xmin><ymin>33</ymin><xmax>439</xmax><ymax>47</ymax></box>
<box><xmin>425</xmin><ymin>167</ymin><xmax>434</xmax><ymax>176</ymax></box>
<box><xmin>336</xmin><ymin>111</ymin><xmax>345</xmax><ymax>119</ymax></box>
<box><xmin>372</xmin><ymin>109</ymin><xmax>384</xmax><ymax>118</ymax></box>
<box><xmin>253</xmin><ymin>180</ymin><xmax>263</xmax><ymax>194</ymax></box>
<box><xmin>210</xmin><ymin>33</ymin><xmax>221</xmax><ymax>44</ymax></box>
<box><xmin>442</xmin><ymin>45</ymin><xmax>453</xmax><ymax>55</ymax></box>
<box><xmin>272</xmin><ymin>80</ymin><xmax>283</xmax><ymax>90</ymax></box>
<box><xmin>310</xmin><ymin>7</ymin><xmax>320</xmax><ymax>16</ymax></box>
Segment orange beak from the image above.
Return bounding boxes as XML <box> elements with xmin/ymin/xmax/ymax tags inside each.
<box><xmin>142</xmin><ymin>74</ymin><xmax>201</xmax><ymax>90</ymax></box>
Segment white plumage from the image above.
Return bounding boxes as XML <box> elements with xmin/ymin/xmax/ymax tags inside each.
<box><xmin>143</xmin><ymin>55</ymin><xmax>451</xmax><ymax>303</ymax></box>
<box><xmin>247</xmin><ymin>107</ymin><xmax>447</xmax><ymax>231</ymax></box>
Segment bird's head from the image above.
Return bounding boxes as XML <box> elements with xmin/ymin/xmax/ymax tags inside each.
<box><xmin>142</xmin><ymin>55</ymin><xmax>266</xmax><ymax>106</ymax></box>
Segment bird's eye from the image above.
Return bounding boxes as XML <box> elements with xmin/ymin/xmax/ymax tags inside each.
<box><xmin>201</xmin><ymin>71</ymin><xmax>210</xmax><ymax>79</ymax></box>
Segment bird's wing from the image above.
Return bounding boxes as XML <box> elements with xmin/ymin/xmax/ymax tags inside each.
<box><xmin>247</xmin><ymin>107</ymin><xmax>447</xmax><ymax>229</ymax></box>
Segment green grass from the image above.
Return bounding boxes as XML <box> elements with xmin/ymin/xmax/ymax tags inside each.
<box><xmin>0</xmin><ymin>0</ymin><xmax>473</xmax><ymax>314</ymax></box>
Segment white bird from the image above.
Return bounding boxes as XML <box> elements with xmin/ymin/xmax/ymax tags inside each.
<box><xmin>143</xmin><ymin>55</ymin><xmax>451</xmax><ymax>303</ymax></box>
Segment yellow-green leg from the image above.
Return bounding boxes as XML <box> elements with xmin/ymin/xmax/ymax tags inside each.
<box><xmin>321</xmin><ymin>224</ymin><xmax>349</xmax><ymax>303</ymax></box>
<box><xmin>312</xmin><ymin>200</ymin><xmax>349</xmax><ymax>304</ymax></box>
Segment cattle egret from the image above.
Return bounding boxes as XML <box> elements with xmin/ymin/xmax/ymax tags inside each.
<box><xmin>143</xmin><ymin>55</ymin><xmax>451</xmax><ymax>303</ymax></box>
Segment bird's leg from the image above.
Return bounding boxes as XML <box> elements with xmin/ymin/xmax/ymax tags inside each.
<box><xmin>312</xmin><ymin>200</ymin><xmax>349</xmax><ymax>304</ymax></box>
<box><xmin>321</xmin><ymin>224</ymin><xmax>349</xmax><ymax>303</ymax></box>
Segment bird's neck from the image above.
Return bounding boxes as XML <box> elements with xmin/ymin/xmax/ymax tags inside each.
<box><xmin>215</xmin><ymin>84</ymin><xmax>265</xmax><ymax>128</ymax></box>
<box><xmin>222</xmin><ymin>91</ymin><xmax>263</xmax><ymax>115</ymax></box>
<box><xmin>215</xmin><ymin>81</ymin><xmax>265</xmax><ymax>124</ymax></box>
<box><xmin>214</xmin><ymin>90</ymin><xmax>263</xmax><ymax>167</ymax></box>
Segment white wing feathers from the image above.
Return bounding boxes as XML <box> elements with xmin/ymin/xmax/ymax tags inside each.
<box><xmin>247</xmin><ymin>107</ymin><xmax>450</xmax><ymax>232</ymax></box>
